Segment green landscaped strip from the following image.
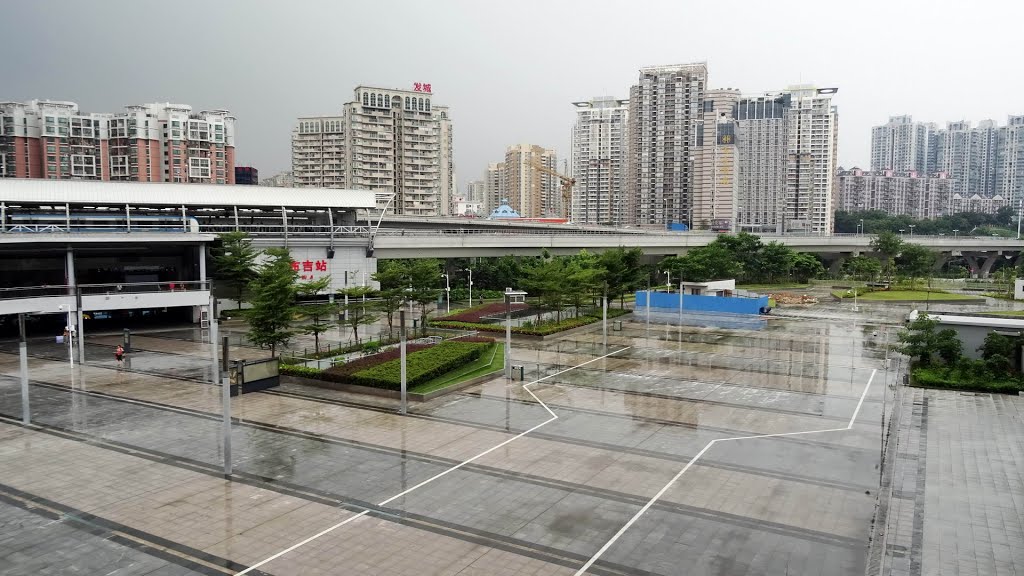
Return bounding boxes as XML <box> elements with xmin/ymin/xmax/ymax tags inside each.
<box><xmin>411</xmin><ymin>343</ymin><xmax>504</xmax><ymax>395</ymax></box>
<box><xmin>737</xmin><ymin>283</ymin><xmax>811</xmax><ymax>290</ymax></box>
<box><xmin>985</xmin><ymin>310</ymin><xmax>1024</xmax><ymax>316</ymax></box>
<box><xmin>832</xmin><ymin>289</ymin><xmax>978</xmax><ymax>301</ymax></box>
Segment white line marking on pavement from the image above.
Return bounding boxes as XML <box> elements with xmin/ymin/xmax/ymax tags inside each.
<box><xmin>236</xmin><ymin>346</ymin><xmax>631</xmax><ymax>575</ymax></box>
<box><xmin>572</xmin><ymin>368</ymin><xmax>877</xmax><ymax>576</ymax></box>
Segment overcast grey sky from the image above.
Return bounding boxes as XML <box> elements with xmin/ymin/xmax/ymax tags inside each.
<box><xmin>3</xmin><ymin>0</ymin><xmax>1021</xmax><ymax>189</ymax></box>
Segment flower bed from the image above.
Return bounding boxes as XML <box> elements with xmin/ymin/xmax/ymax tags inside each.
<box><xmin>436</xmin><ymin>302</ymin><xmax>528</xmax><ymax>323</ymax></box>
<box><xmin>345</xmin><ymin>340</ymin><xmax>493</xmax><ymax>389</ymax></box>
<box><xmin>320</xmin><ymin>343</ymin><xmax>432</xmax><ymax>378</ymax></box>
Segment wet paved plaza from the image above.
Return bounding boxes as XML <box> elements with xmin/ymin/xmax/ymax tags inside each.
<box><xmin>0</xmin><ymin>304</ymin><xmax>1020</xmax><ymax>575</ymax></box>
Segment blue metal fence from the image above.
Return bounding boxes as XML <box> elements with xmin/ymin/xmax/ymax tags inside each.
<box><xmin>635</xmin><ymin>290</ymin><xmax>769</xmax><ymax>315</ymax></box>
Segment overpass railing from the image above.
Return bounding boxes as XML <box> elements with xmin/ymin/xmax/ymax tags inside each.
<box><xmin>0</xmin><ymin>281</ymin><xmax>211</xmax><ymax>301</ymax></box>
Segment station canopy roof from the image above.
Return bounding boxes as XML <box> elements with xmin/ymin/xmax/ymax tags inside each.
<box><xmin>0</xmin><ymin>179</ymin><xmax>377</xmax><ymax>210</ymax></box>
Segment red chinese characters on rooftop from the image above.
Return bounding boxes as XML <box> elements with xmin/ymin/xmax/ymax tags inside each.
<box><xmin>413</xmin><ymin>82</ymin><xmax>432</xmax><ymax>93</ymax></box>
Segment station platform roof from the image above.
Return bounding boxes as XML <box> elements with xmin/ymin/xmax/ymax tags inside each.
<box><xmin>0</xmin><ymin>179</ymin><xmax>377</xmax><ymax>210</ymax></box>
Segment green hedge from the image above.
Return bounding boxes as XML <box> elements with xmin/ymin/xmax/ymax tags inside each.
<box><xmin>346</xmin><ymin>340</ymin><xmax>491</xmax><ymax>389</ymax></box>
<box><xmin>432</xmin><ymin>308</ymin><xmax>629</xmax><ymax>336</ymax></box>
<box><xmin>280</xmin><ymin>364</ymin><xmax>323</xmax><ymax>378</ymax></box>
<box><xmin>913</xmin><ymin>366</ymin><xmax>1023</xmax><ymax>394</ymax></box>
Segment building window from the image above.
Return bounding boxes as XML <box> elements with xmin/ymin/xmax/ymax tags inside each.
<box><xmin>405</xmin><ymin>96</ymin><xmax>411</xmax><ymax>109</ymax></box>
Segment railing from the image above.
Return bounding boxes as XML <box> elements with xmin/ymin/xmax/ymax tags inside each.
<box><xmin>78</xmin><ymin>280</ymin><xmax>210</xmax><ymax>294</ymax></box>
<box><xmin>0</xmin><ymin>285</ymin><xmax>75</xmax><ymax>300</ymax></box>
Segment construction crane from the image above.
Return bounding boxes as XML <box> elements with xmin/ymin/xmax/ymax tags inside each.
<box><xmin>531</xmin><ymin>162</ymin><xmax>575</xmax><ymax>220</ymax></box>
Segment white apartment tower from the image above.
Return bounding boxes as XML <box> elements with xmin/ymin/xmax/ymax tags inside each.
<box><xmin>434</xmin><ymin>105</ymin><xmax>456</xmax><ymax>216</ymax></box>
<box><xmin>627</xmin><ymin>63</ymin><xmax>707</xmax><ymax>227</ymax></box>
<box><xmin>291</xmin><ymin>116</ymin><xmax>346</xmax><ymax>188</ymax></box>
<box><xmin>465</xmin><ymin>179</ymin><xmax>485</xmax><ymax>204</ymax></box>
<box><xmin>291</xmin><ymin>85</ymin><xmax>453</xmax><ymax>217</ymax></box>
<box><xmin>735</xmin><ymin>86</ymin><xmax>839</xmax><ymax>234</ymax></box>
<box><xmin>503</xmin><ymin>144</ymin><xmax>559</xmax><ymax>218</ymax></box>
<box><xmin>484</xmin><ymin>162</ymin><xmax>504</xmax><ymax>214</ymax></box>
<box><xmin>571</xmin><ymin>97</ymin><xmax>628</xmax><ymax>225</ymax></box>
<box><xmin>870</xmin><ymin>115</ymin><xmax>936</xmax><ymax>173</ymax></box>
<box><xmin>693</xmin><ymin>89</ymin><xmax>740</xmax><ymax>230</ymax></box>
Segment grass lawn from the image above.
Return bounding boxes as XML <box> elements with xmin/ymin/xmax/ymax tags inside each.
<box><xmin>832</xmin><ymin>289</ymin><xmax>978</xmax><ymax>301</ymax></box>
<box><xmin>410</xmin><ymin>343</ymin><xmax>504</xmax><ymax>395</ymax></box>
<box><xmin>985</xmin><ymin>310</ymin><xmax>1024</xmax><ymax>316</ymax></box>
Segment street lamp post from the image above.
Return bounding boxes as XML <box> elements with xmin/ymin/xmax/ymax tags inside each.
<box><xmin>899</xmin><ymin>229</ymin><xmax>905</xmax><ymax>237</ymax></box>
<box><xmin>504</xmin><ymin>289</ymin><xmax>527</xmax><ymax>379</ymax></box>
<box><xmin>441</xmin><ymin>273</ymin><xmax>450</xmax><ymax>315</ymax></box>
<box><xmin>909</xmin><ymin>224</ymin><xmax>915</xmax><ymax>237</ymax></box>
<box><xmin>847</xmin><ymin>289</ymin><xmax>859</xmax><ymax>312</ymax></box>
<box><xmin>953</xmin><ymin>229</ymin><xmax>959</xmax><ymax>238</ymax></box>
<box><xmin>663</xmin><ymin>270</ymin><xmax>672</xmax><ymax>291</ymax></box>
<box><xmin>859</xmin><ymin>219</ymin><xmax>864</xmax><ymax>236</ymax></box>
<box><xmin>1017</xmin><ymin>199</ymin><xmax>1022</xmax><ymax>240</ymax></box>
<box><xmin>464</xmin><ymin>268</ymin><xmax>473</xmax><ymax>307</ymax></box>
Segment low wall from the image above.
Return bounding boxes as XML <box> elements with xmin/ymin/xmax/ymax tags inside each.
<box><xmin>635</xmin><ymin>290</ymin><xmax>769</xmax><ymax>315</ymax></box>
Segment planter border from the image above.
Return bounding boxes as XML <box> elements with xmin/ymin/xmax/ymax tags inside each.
<box><xmin>282</xmin><ymin>369</ymin><xmax>501</xmax><ymax>402</ymax></box>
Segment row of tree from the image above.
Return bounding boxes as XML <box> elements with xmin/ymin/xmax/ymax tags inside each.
<box><xmin>835</xmin><ymin>208</ymin><xmax>1016</xmax><ymax>237</ymax></box>
<box><xmin>657</xmin><ymin>233</ymin><xmax>826</xmax><ymax>284</ymax></box>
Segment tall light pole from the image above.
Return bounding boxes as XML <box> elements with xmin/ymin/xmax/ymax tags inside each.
<box><xmin>1017</xmin><ymin>199</ymin><xmax>1022</xmax><ymax>240</ymax></box>
<box><xmin>441</xmin><ymin>273</ymin><xmax>450</xmax><ymax>315</ymax></box>
<box><xmin>899</xmin><ymin>228</ymin><xmax>905</xmax><ymax>237</ymax></box>
<box><xmin>662</xmin><ymin>269</ymin><xmax>672</xmax><ymax>291</ymax></box>
<box><xmin>859</xmin><ymin>219</ymin><xmax>864</xmax><ymax>236</ymax></box>
<box><xmin>953</xmin><ymin>229</ymin><xmax>959</xmax><ymax>239</ymax></box>
<box><xmin>909</xmin><ymin>224</ymin><xmax>915</xmax><ymax>237</ymax></box>
<box><xmin>464</xmin><ymin>268</ymin><xmax>473</xmax><ymax>307</ymax></box>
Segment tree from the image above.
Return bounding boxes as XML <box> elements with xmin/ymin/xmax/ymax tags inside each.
<box><xmin>246</xmin><ymin>248</ymin><xmax>298</xmax><ymax>356</ymax></box>
<box><xmin>565</xmin><ymin>250</ymin><xmax>604</xmax><ymax>317</ymax></box>
<box><xmin>894</xmin><ymin>313</ymin><xmax>938</xmax><ymax>365</ymax></box>
<box><xmin>211</xmin><ymin>231</ymin><xmax>259</xmax><ymax>309</ymax></box>
<box><xmin>372</xmin><ymin>261</ymin><xmax>408</xmax><ymax>339</ymax></box>
<box><xmin>295</xmin><ymin>277</ymin><xmax>338</xmax><ymax>356</ymax></box>
<box><xmin>522</xmin><ymin>250</ymin><xmax>568</xmax><ymax>322</ymax></box>
<box><xmin>870</xmin><ymin>231</ymin><xmax>904</xmax><ymax>282</ymax></box>
<box><xmin>748</xmin><ymin>241</ymin><xmax>794</xmax><ymax>283</ymax></box>
<box><xmin>934</xmin><ymin>329</ymin><xmax>963</xmax><ymax>365</ymax></box>
<box><xmin>842</xmin><ymin>256</ymin><xmax>881</xmax><ymax>281</ymax></box>
<box><xmin>895</xmin><ymin>243</ymin><xmax>936</xmax><ymax>289</ymax></box>
<box><xmin>405</xmin><ymin>258</ymin><xmax>441</xmax><ymax>335</ymax></box>
<box><xmin>338</xmin><ymin>286</ymin><xmax>378</xmax><ymax>344</ymax></box>
<box><xmin>978</xmin><ymin>331</ymin><xmax>1020</xmax><ymax>372</ymax></box>
<box><xmin>663</xmin><ymin>244</ymin><xmax>741</xmax><ymax>283</ymax></box>
<box><xmin>713</xmin><ymin>232</ymin><xmax>763</xmax><ymax>281</ymax></box>
<box><xmin>791</xmin><ymin>253</ymin><xmax>825</xmax><ymax>283</ymax></box>
<box><xmin>600</xmin><ymin>247</ymin><xmax>645</xmax><ymax>307</ymax></box>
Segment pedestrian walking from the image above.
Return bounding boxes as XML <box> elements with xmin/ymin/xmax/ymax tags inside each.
<box><xmin>115</xmin><ymin>345</ymin><xmax>125</xmax><ymax>368</ymax></box>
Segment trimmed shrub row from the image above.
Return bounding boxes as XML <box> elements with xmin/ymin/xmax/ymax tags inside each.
<box><xmin>913</xmin><ymin>366</ymin><xmax>1023</xmax><ymax>394</ymax></box>
<box><xmin>343</xmin><ymin>340</ymin><xmax>493</xmax><ymax>389</ymax></box>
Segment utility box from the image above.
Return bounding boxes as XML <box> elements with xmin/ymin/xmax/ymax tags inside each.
<box><xmin>511</xmin><ymin>365</ymin><xmax>525</xmax><ymax>381</ymax></box>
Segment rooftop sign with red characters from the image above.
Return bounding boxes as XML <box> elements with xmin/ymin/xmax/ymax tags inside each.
<box><xmin>413</xmin><ymin>83</ymin><xmax>432</xmax><ymax>93</ymax></box>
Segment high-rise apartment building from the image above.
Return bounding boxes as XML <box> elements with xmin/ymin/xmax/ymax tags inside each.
<box><xmin>261</xmin><ymin>171</ymin><xmax>295</xmax><ymax>187</ymax></box>
<box><xmin>998</xmin><ymin>116</ymin><xmax>1024</xmax><ymax>205</ymax></box>
<box><xmin>502</xmin><ymin>144</ymin><xmax>559</xmax><ymax>219</ymax></box>
<box><xmin>0</xmin><ymin>100</ymin><xmax>236</xmax><ymax>183</ymax></box>
<box><xmin>434</xmin><ymin>106</ymin><xmax>455</xmax><ymax>216</ymax></box>
<box><xmin>734</xmin><ymin>86</ymin><xmax>839</xmax><ymax>234</ymax></box>
<box><xmin>693</xmin><ymin>89</ymin><xmax>740</xmax><ymax>230</ymax></box>
<box><xmin>627</xmin><ymin>63</ymin><xmax>707</xmax><ymax>228</ymax></box>
<box><xmin>571</xmin><ymin>97</ymin><xmax>629</xmax><ymax>225</ymax></box>
<box><xmin>838</xmin><ymin>168</ymin><xmax>952</xmax><ymax>219</ymax></box>
<box><xmin>935</xmin><ymin>120</ymin><xmax>999</xmax><ymax>197</ymax></box>
<box><xmin>292</xmin><ymin>85</ymin><xmax>454</xmax><ymax>217</ymax></box>
<box><xmin>870</xmin><ymin>116</ymin><xmax>936</xmax><ymax>173</ymax></box>
<box><xmin>484</xmin><ymin>163</ymin><xmax>504</xmax><ymax>214</ymax></box>
<box><xmin>465</xmin><ymin>180</ymin><xmax>485</xmax><ymax>204</ymax></box>
<box><xmin>292</xmin><ymin>116</ymin><xmax>346</xmax><ymax>188</ymax></box>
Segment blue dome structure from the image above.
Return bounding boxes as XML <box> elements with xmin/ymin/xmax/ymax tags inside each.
<box><xmin>487</xmin><ymin>200</ymin><xmax>521</xmax><ymax>220</ymax></box>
